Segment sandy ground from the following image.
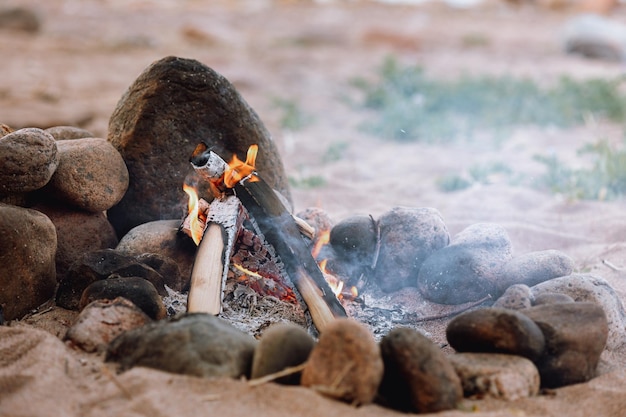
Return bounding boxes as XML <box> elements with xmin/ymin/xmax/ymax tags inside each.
<box><xmin>2</xmin><ymin>0</ymin><xmax>626</xmax><ymax>416</ymax></box>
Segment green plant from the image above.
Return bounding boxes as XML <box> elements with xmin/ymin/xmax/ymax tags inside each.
<box><xmin>321</xmin><ymin>141</ymin><xmax>349</xmax><ymax>163</ymax></box>
<box><xmin>534</xmin><ymin>139</ymin><xmax>626</xmax><ymax>200</ymax></box>
<box><xmin>288</xmin><ymin>175</ymin><xmax>327</xmax><ymax>189</ymax></box>
<box><xmin>437</xmin><ymin>161</ymin><xmax>514</xmax><ymax>192</ymax></box>
<box><xmin>352</xmin><ymin>57</ymin><xmax>626</xmax><ymax>142</ymax></box>
<box><xmin>272</xmin><ymin>97</ymin><xmax>312</xmax><ymax>131</ymax></box>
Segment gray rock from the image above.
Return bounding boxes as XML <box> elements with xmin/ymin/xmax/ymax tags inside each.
<box><xmin>45</xmin><ymin>126</ymin><xmax>94</xmax><ymax>140</ymax></box>
<box><xmin>449</xmin><ymin>353</ymin><xmax>540</xmax><ymax>400</ymax></box>
<box><xmin>64</xmin><ymin>297</ymin><xmax>151</xmax><ymax>353</ymax></box>
<box><xmin>56</xmin><ymin>249</ymin><xmax>168</xmax><ymax>311</ymax></box>
<box><xmin>106</xmin><ymin>313</ymin><xmax>257</xmax><ymax>378</ymax></box>
<box><xmin>493</xmin><ymin>284</ymin><xmax>533</xmax><ymax>310</ymax></box>
<box><xmin>379</xmin><ymin>327</ymin><xmax>462</xmax><ymax>413</ymax></box>
<box><xmin>530</xmin><ymin>274</ymin><xmax>626</xmax><ymax>350</ymax></box>
<box><xmin>330</xmin><ymin>215</ymin><xmax>377</xmax><ymax>262</ymax></box>
<box><xmin>446</xmin><ymin>307</ymin><xmax>545</xmax><ymax>362</ymax></box>
<box><xmin>521</xmin><ymin>302</ymin><xmax>608</xmax><ymax>388</ymax></box>
<box><xmin>251</xmin><ymin>322</ymin><xmax>315</xmax><ymax>385</ymax></box>
<box><xmin>373</xmin><ymin>207</ymin><xmax>449</xmax><ymax>293</ymax></box>
<box><xmin>496</xmin><ymin>250</ymin><xmax>574</xmax><ymax>294</ymax></box>
<box><xmin>107</xmin><ymin>56</ymin><xmax>291</xmax><ymax>237</ymax></box>
<box><xmin>0</xmin><ymin>204</ymin><xmax>57</xmax><ymax>320</ymax></box>
<box><xmin>562</xmin><ymin>14</ymin><xmax>626</xmax><ymax>62</ymax></box>
<box><xmin>116</xmin><ymin>219</ymin><xmax>196</xmax><ymax>285</ymax></box>
<box><xmin>533</xmin><ymin>292</ymin><xmax>575</xmax><ymax>306</ymax></box>
<box><xmin>79</xmin><ymin>276</ymin><xmax>166</xmax><ymax>320</ymax></box>
<box><xmin>418</xmin><ymin>223</ymin><xmax>513</xmax><ymax>304</ymax></box>
<box><xmin>32</xmin><ymin>202</ymin><xmax>118</xmax><ymax>278</ymax></box>
<box><xmin>301</xmin><ymin>318</ymin><xmax>383</xmax><ymax>405</ymax></box>
<box><xmin>43</xmin><ymin>138</ymin><xmax>129</xmax><ymax>212</ymax></box>
<box><xmin>0</xmin><ymin>128</ymin><xmax>58</xmax><ymax>194</ymax></box>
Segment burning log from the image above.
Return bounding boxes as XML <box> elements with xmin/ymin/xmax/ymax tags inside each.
<box><xmin>190</xmin><ymin>143</ymin><xmax>347</xmax><ymax>333</ymax></box>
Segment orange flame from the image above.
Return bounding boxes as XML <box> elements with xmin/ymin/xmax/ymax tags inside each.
<box><xmin>312</xmin><ymin>229</ymin><xmax>329</xmax><ymax>260</ymax></box>
<box><xmin>183</xmin><ymin>184</ymin><xmax>204</xmax><ymax>245</ymax></box>
<box><xmin>313</xmin><ymin>229</ymin><xmax>354</xmax><ymax>300</ymax></box>
<box><xmin>223</xmin><ymin>144</ymin><xmax>259</xmax><ymax>188</ymax></box>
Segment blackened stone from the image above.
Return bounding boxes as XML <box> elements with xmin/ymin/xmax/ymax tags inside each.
<box><xmin>0</xmin><ymin>128</ymin><xmax>58</xmax><ymax>194</ymax></box>
<box><xmin>446</xmin><ymin>307</ymin><xmax>545</xmax><ymax>362</ymax></box>
<box><xmin>135</xmin><ymin>252</ymin><xmax>184</xmax><ymax>292</ymax></box>
<box><xmin>43</xmin><ymin>138</ymin><xmax>129</xmax><ymax>213</ymax></box>
<box><xmin>251</xmin><ymin>322</ymin><xmax>315</xmax><ymax>385</ymax></box>
<box><xmin>32</xmin><ymin>202</ymin><xmax>118</xmax><ymax>278</ymax></box>
<box><xmin>301</xmin><ymin>318</ymin><xmax>383</xmax><ymax>405</ymax></box>
<box><xmin>521</xmin><ymin>302</ymin><xmax>608</xmax><ymax>388</ymax></box>
<box><xmin>115</xmin><ymin>219</ymin><xmax>196</xmax><ymax>288</ymax></box>
<box><xmin>533</xmin><ymin>292</ymin><xmax>575</xmax><ymax>306</ymax></box>
<box><xmin>496</xmin><ymin>250</ymin><xmax>574</xmax><ymax>294</ymax></box>
<box><xmin>79</xmin><ymin>276</ymin><xmax>166</xmax><ymax>320</ymax></box>
<box><xmin>330</xmin><ymin>215</ymin><xmax>377</xmax><ymax>262</ymax></box>
<box><xmin>379</xmin><ymin>327</ymin><xmax>462</xmax><ymax>413</ymax></box>
<box><xmin>530</xmin><ymin>274</ymin><xmax>626</xmax><ymax>350</ymax></box>
<box><xmin>64</xmin><ymin>297</ymin><xmax>151</xmax><ymax>353</ymax></box>
<box><xmin>493</xmin><ymin>284</ymin><xmax>533</xmax><ymax>310</ymax></box>
<box><xmin>449</xmin><ymin>353</ymin><xmax>540</xmax><ymax>400</ymax></box>
<box><xmin>45</xmin><ymin>126</ymin><xmax>94</xmax><ymax>140</ymax></box>
<box><xmin>373</xmin><ymin>207</ymin><xmax>449</xmax><ymax>293</ymax></box>
<box><xmin>106</xmin><ymin>313</ymin><xmax>257</xmax><ymax>379</ymax></box>
<box><xmin>107</xmin><ymin>56</ymin><xmax>291</xmax><ymax>237</ymax></box>
<box><xmin>56</xmin><ymin>249</ymin><xmax>167</xmax><ymax>310</ymax></box>
<box><xmin>418</xmin><ymin>223</ymin><xmax>512</xmax><ymax>304</ymax></box>
<box><xmin>0</xmin><ymin>204</ymin><xmax>57</xmax><ymax>320</ymax></box>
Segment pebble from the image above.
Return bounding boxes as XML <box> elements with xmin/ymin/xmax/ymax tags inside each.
<box><xmin>446</xmin><ymin>307</ymin><xmax>546</xmax><ymax>362</ymax></box>
<box><xmin>493</xmin><ymin>284</ymin><xmax>533</xmax><ymax>310</ymax></box>
<box><xmin>64</xmin><ymin>297</ymin><xmax>151</xmax><ymax>353</ymax></box>
<box><xmin>107</xmin><ymin>56</ymin><xmax>291</xmax><ymax>237</ymax></box>
<box><xmin>45</xmin><ymin>125</ymin><xmax>94</xmax><ymax>140</ymax></box>
<box><xmin>379</xmin><ymin>327</ymin><xmax>462</xmax><ymax>413</ymax></box>
<box><xmin>449</xmin><ymin>353</ymin><xmax>540</xmax><ymax>400</ymax></box>
<box><xmin>521</xmin><ymin>302</ymin><xmax>608</xmax><ymax>388</ymax></box>
<box><xmin>251</xmin><ymin>322</ymin><xmax>315</xmax><ymax>385</ymax></box>
<box><xmin>0</xmin><ymin>204</ymin><xmax>56</xmax><ymax>320</ymax></box>
<box><xmin>530</xmin><ymin>274</ymin><xmax>626</xmax><ymax>350</ymax></box>
<box><xmin>79</xmin><ymin>276</ymin><xmax>167</xmax><ymax>320</ymax></box>
<box><xmin>373</xmin><ymin>207</ymin><xmax>449</xmax><ymax>293</ymax></box>
<box><xmin>301</xmin><ymin>318</ymin><xmax>383</xmax><ymax>405</ymax></box>
<box><xmin>0</xmin><ymin>128</ymin><xmax>58</xmax><ymax>194</ymax></box>
<box><xmin>106</xmin><ymin>313</ymin><xmax>257</xmax><ymax>379</ymax></box>
<box><xmin>43</xmin><ymin>138</ymin><xmax>129</xmax><ymax>212</ymax></box>
<box><xmin>418</xmin><ymin>223</ymin><xmax>513</xmax><ymax>304</ymax></box>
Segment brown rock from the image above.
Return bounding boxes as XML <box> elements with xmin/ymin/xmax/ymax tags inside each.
<box><xmin>521</xmin><ymin>302</ymin><xmax>608</xmax><ymax>388</ymax></box>
<box><xmin>374</xmin><ymin>207</ymin><xmax>449</xmax><ymax>292</ymax></box>
<box><xmin>44</xmin><ymin>138</ymin><xmax>129</xmax><ymax>212</ymax></box>
<box><xmin>79</xmin><ymin>276</ymin><xmax>166</xmax><ymax>320</ymax></box>
<box><xmin>251</xmin><ymin>322</ymin><xmax>315</xmax><ymax>385</ymax></box>
<box><xmin>45</xmin><ymin>126</ymin><xmax>94</xmax><ymax>140</ymax></box>
<box><xmin>135</xmin><ymin>252</ymin><xmax>184</xmax><ymax>292</ymax></box>
<box><xmin>301</xmin><ymin>318</ymin><xmax>383</xmax><ymax>405</ymax></box>
<box><xmin>0</xmin><ymin>7</ymin><xmax>41</xmax><ymax>33</ymax></box>
<box><xmin>493</xmin><ymin>284</ymin><xmax>533</xmax><ymax>310</ymax></box>
<box><xmin>446</xmin><ymin>307</ymin><xmax>546</xmax><ymax>362</ymax></box>
<box><xmin>0</xmin><ymin>203</ymin><xmax>57</xmax><ymax>320</ymax></box>
<box><xmin>115</xmin><ymin>219</ymin><xmax>196</xmax><ymax>285</ymax></box>
<box><xmin>64</xmin><ymin>297</ymin><xmax>151</xmax><ymax>353</ymax></box>
<box><xmin>449</xmin><ymin>353</ymin><xmax>540</xmax><ymax>400</ymax></box>
<box><xmin>107</xmin><ymin>56</ymin><xmax>291</xmax><ymax>237</ymax></box>
<box><xmin>379</xmin><ymin>327</ymin><xmax>462</xmax><ymax>413</ymax></box>
<box><xmin>0</xmin><ymin>127</ymin><xmax>58</xmax><ymax>194</ymax></box>
<box><xmin>32</xmin><ymin>202</ymin><xmax>118</xmax><ymax>277</ymax></box>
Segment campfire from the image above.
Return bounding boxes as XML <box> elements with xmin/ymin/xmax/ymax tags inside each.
<box><xmin>180</xmin><ymin>143</ymin><xmax>348</xmax><ymax>335</ymax></box>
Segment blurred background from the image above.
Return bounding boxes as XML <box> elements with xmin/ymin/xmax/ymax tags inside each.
<box><xmin>1</xmin><ymin>0</ymin><xmax>625</xmax><ymax>232</ymax></box>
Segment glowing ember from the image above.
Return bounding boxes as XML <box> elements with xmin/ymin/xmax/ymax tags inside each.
<box><xmin>182</xmin><ymin>184</ymin><xmax>205</xmax><ymax>245</ymax></box>
<box><xmin>223</xmin><ymin>144</ymin><xmax>259</xmax><ymax>188</ymax></box>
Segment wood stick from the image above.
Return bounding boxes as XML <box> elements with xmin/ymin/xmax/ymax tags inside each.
<box><xmin>234</xmin><ymin>178</ymin><xmax>347</xmax><ymax>333</ymax></box>
<box><xmin>187</xmin><ymin>222</ymin><xmax>226</xmax><ymax>315</ymax></box>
